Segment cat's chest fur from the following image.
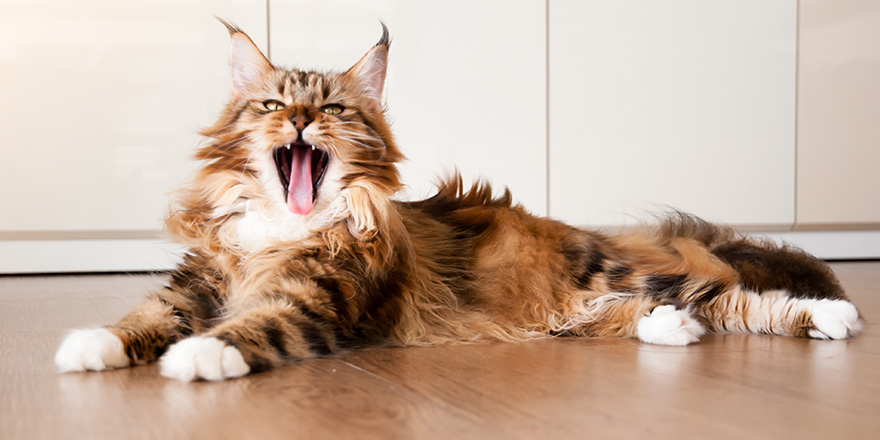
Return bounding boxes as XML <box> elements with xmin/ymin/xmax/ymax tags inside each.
<box><xmin>231</xmin><ymin>204</ymin><xmax>312</xmax><ymax>252</ymax></box>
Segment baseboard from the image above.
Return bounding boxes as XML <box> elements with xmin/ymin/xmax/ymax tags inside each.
<box><xmin>0</xmin><ymin>239</ymin><xmax>185</xmax><ymax>274</ymax></box>
<box><xmin>753</xmin><ymin>230</ymin><xmax>880</xmax><ymax>260</ymax></box>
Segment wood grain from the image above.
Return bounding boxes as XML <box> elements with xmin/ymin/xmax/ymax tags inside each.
<box><xmin>1</xmin><ymin>263</ymin><xmax>878</xmax><ymax>439</ymax></box>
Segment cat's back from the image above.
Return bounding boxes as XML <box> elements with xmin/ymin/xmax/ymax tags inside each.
<box><xmin>395</xmin><ymin>176</ymin><xmax>581</xmax><ymax>320</ymax></box>
<box><xmin>395</xmin><ymin>174</ymin><xmax>568</xmax><ymax>247</ymax></box>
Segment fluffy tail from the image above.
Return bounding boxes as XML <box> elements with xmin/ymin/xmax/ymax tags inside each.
<box><xmin>655</xmin><ymin>212</ymin><xmax>847</xmax><ymax>301</ymax></box>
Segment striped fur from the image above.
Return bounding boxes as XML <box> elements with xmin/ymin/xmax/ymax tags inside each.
<box><xmin>57</xmin><ymin>24</ymin><xmax>862</xmax><ymax>380</ymax></box>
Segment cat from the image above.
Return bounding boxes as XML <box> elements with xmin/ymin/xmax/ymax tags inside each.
<box><xmin>55</xmin><ymin>22</ymin><xmax>861</xmax><ymax>382</ymax></box>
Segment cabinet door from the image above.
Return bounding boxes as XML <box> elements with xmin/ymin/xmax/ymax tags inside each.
<box><xmin>269</xmin><ymin>0</ymin><xmax>548</xmax><ymax>215</ymax></box>
<box><xmin>0</xmin><ymin>0</ymin><xmax>267</xmax><ymax>234</ymax></box>
<box><xmin>796</xmin><ymin>0</ymin><xmax>880</xmax><ymax>228</ymax></box>
<box><xmin>548</xmin><ymin>0</ymin><xmax>797</xmax><ymax>227</ymax></box>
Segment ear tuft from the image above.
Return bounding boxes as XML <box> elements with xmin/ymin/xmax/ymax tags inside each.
<box><xmin>215</xmin><ymin>16</ymin><xmax>243</xmax><ymax>36</ymax></box>
<box><xmin>376</xmin><ymin>22</ymin><xmax>391</xmax><ymax>49</ymax></box>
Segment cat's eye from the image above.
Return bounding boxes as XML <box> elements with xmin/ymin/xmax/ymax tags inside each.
<box><xmin>263</xmin><ymin>100</ymin><xmax>286</xmax><ymax>111</ymax></box>
<box><xmin>321</xmin><ymin>104</ymin><xmax>345</xmax><ymax>116</ymax></box>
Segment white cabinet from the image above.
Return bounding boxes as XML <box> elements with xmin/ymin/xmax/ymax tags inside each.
<box><xmin>0</xmin><ymin>0</ymin><xmax>268</xmax><ymax>234</ymax></box>
<box><xmin>796</xmin><ymin>0</ymin><xmax>880</xmax><ymax>228</ymax></box>
<box><xmin>0</xmin><ymin>0</ymin><xmax>267</xmax><ymax>272</ymax></box>
<box><xmin>548</xmin><ymin>0</ymin><xmax>797</xmax><ymax>227</ymax></box>
<box><xmin>268</xmin><ymin>0</ymin><xmax>548</xmax><ymax>215</ymax></box>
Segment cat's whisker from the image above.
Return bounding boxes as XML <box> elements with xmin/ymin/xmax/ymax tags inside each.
<box><xmin>330</xmin><ymin>129</ymin><xmax>379</xmax><ymax>141</ymax></box>
<box><xmin>335</xmin><ymin>121</ymin><xmax>385</xmax><ymax>141</ymax></box>
<box><xmin>334</xmin><ymin>137</ymin><xmax>383</xmax><ymax>151</ymax></box>
<box><xmin>311</xmin><ymin>130</ymin><xmax>384</xmax><ymax>151</ymax></box>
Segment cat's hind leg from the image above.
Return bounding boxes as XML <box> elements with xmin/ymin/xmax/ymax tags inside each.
<box><xmin>567</xmin><ymin>293</ymin><xmax>705</xmax><ymax>346</ymax></box>
<box><xmin>809</xmin><ymin>298</ymin><xmax>862</xmax><ymax>339</ymax></box>
<box><xmin>705</xmin><ymin>240</ymin><xmax>862</xmax><ymax>338</ymax></box>
<box><xmin>697</xmin><ymin>288</ymin><xmax>861</xmax><ymax>339</ymax></box>
<box><xmin>636</xmin><ymin>304</ymin><xmax>706</xmax><ymax>346</ymax></box>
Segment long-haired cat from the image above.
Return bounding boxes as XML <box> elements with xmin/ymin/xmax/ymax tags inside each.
<box><xmin>56</xmin><ymin>23</ymin><xmax>861</xmax><ymax>381</ymax></box>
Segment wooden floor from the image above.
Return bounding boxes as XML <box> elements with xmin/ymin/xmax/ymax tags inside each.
<box><xmin>1</xmin><ymin>262</ymin><xmax>878</xmax><ymax>439</ymax></box>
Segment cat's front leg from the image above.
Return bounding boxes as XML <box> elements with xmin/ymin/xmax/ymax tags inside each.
<box><xmin>55</xmin><ymin>294</ymin><xmax>185</xmax><ymax>372</ymax></box>
<box><xmin>56</xmin><ymin>254</ymin><xmax>227</xmax><ymax>373</ymax></box>
<box><xmin>160</xmin><ymin>290</ymin><xmax>338</xmax><ymax>382</ymax></box>
<box><xmin>55</xmin><ymin>327</ymin><xmax>131</xmax><ymax>373</ymax></box>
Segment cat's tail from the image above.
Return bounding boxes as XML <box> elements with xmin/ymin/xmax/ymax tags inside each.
<box><xmin>654</xmin><ymin>211</ymin><xmax>847</xmax><ymax>301</ymax></box>
<box><xmin>650</xmin><ymin>212</ymin><xmax>861</xmax><ymax>339</ymax></box>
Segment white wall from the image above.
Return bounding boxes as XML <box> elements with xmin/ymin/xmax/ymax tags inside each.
<box><xmin>549</xmin><ymin>0</ymin><xmax>797</xmax><ymax>227</ymax></box>
<box><xmin>0</xmin><ymin>0</ymin><xmax>267</xmax><ymax>233</ymax></box>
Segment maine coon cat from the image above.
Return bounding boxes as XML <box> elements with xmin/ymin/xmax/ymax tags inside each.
<box><xmin>56</xmin><ymin>23</ymin><xmax>861</xmax><ymax>382</ymax></box>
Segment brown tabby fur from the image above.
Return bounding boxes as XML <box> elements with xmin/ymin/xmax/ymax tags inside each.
<box><xmin>88</xmin><ymin>23</ymin><xmax>860</xmax><ymax>377</ymax></box>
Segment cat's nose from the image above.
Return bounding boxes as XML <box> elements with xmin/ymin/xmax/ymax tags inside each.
<box><xmin>290</xmin><ymin>116</ymin><xmax>311</xmax><ymax>131</ymax></box>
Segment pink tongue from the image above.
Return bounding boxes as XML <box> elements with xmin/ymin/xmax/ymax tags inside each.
<box><xmin>287</xmin><ymin>146</ymin><xmax>314</xmax><ymax>215</ymax></box>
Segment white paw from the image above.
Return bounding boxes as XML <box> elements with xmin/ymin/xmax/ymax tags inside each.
<box><xmin>637</xmin><ymin>305</ymin><xmax>705</xmax><ymax>346</ymax></box>
<box><xmin>809</xmin><ymin>299</ymin><xmax>861</xmax><ymax>340</ymax></box>
<box><xmin>55</xmin><ymin>328</ymin><xmax>130</xmax><ymax>373</ymax></box>
<box><xmin>159</xmin><ymin>337</ymin><xmax>250</xmax><ymax>382</ymax></box>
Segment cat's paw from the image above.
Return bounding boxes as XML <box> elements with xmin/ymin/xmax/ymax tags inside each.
<box><xmin>55</xmin><ymin>328</ymin><xmax>130</xmax><ymax>372</ymax></box>
<box><xmin>637</xmin><ymin>305</ymin><xmax>705</xmax><ymax>346</ymax></box>
<box><xmin>809</xmin><ymin>299</ymin><xmax>862</xmax><ymax>340</ymax></box>
<box><xmin>159</xmin><ymin>337</ymin><xmax>250</xmax><ymax>382</ymax></box>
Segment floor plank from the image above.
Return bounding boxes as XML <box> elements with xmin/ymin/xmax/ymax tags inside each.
<box><xmin>1</xmin><ymin>263</ymin><xmax>878</xmax><ymax>439</ymax></box>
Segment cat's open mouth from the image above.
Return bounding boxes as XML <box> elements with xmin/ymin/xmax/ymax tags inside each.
<box><xmin>273</xmin><ymin>143</ymin><xmax>330</xmax><ymax>215</ymax></box>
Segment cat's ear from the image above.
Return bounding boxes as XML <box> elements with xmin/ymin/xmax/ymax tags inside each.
<box><xmin>218</xmin><ymin>18</ymin><xmax>272</xmax><ymax>97</ymax></box>
<box><xmin>345</xmin><ymin>23</ymin><xmax>391</xmax><ymax>106</ymax></box>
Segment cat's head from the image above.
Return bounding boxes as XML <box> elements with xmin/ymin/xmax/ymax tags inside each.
<box><xmin>197</xmin><ymin>21</ymin><xmax>403</xmax><ymax>237</ymax></box>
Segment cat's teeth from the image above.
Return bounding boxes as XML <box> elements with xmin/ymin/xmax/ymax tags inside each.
<box><xmin>285</xmin><ymin>144</ymin><xmax>291</xmax><ymax>150</ymax></box>
<box><xmin>311</xmin><ymin>145</ymin><xmax>316</xmax><ymax>151</ymax></box>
